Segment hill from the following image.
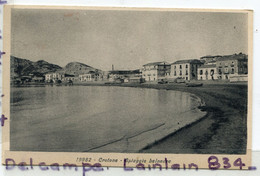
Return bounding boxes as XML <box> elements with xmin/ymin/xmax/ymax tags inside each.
<box><xmin>63</xmin><ymin>62</ymin><xmax>102</xmax><ymax>75</ymax></box>
<box><xmin>11</xmin><ymin>56</ymin><xmax>62</xmax><ymax>78</ymax></box>
<box><xmin>10</xmin><ymin>56</ymin><xmax>103</xmax><ymax>80</ymax></box>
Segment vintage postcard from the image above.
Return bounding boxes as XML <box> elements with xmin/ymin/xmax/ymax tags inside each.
<box><xmin>2</xmin><ymin>5</ymin><xmax>253</xmax><ymax>170</ymax></box>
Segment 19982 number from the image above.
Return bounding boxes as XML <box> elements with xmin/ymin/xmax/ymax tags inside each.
<box><xmin>76</xmin><ymin>157</ymin><xmax>92</xmax><ymax>162</ymax></box>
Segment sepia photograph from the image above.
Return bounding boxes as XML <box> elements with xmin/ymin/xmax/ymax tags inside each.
<box><xmin>2</xmin><ymin>6</ymin><xmax>253</xmax><ymax>168</ymax></box>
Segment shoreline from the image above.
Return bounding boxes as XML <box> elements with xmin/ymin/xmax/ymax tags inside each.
<box><xmin>11</xmin><ymin>82</ymin><xmax>248</xmax><ymax>154</ymax></box>
<box><xmin>119</xmin><ymin>83</ymin><xmax>247</xmax><ymax>154</ymax></box>
<box><xmin>83</xmin><ymin>82</ymin><xmax>247</xmax><ymax>154</ymax></box>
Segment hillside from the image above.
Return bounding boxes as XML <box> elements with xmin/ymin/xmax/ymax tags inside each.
<box><xmin>63</xmin><ymin>62</ymin><xmax>102</xmax><ymax>75</ymax></box>
<box><xmin>10</xmin><ymin>56</ymin><xmax>102</xmax><ymax>80</ymax></box>
<box><xmin>11</xmin><ymin>56</ymin><xmax>62</xmax><ymax>78</ymax></box>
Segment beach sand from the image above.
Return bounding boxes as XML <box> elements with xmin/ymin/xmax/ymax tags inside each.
<box><xmin>116</xmin><ymin>82</ymin><xmax>248</xmax><ymax>154</ymax></box>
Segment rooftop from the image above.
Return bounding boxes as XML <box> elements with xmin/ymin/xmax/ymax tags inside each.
<box><xmin>109</xmin><ymin>70</ymin><xmax>141</xmax><ymax>75</ymax></box>
<box><xmin>64</xmin><ymin>74</ymin><xmax>75</xmax><ymax>77</ymax></box>
<box><xmin>199</xmin><ymin>64</ymin><xmax>217</xmax><ymax>68</ymax></box>
<box><xmin>200</xmin><ymin>55</ymin><xmax>222</xmax><ymax>59</ymax></box>
<box><xmin>171</xmin><ymin>59</ymin><xmax>203</xmax><ymax>65</ymax></box>
<box><xmin>217</xmin><ymin>54</ymin><xmax>248</xmax><ymax>61</ymax></box>
<box><xmin>143</xmin><ymin>61</ymin><xmax>170</xmax><ymax>66</ymax></box>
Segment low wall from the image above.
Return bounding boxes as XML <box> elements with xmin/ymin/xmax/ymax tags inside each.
<box><xmin>229</xmin><ymin>75</ymin><xmax>248</xmax><ymax>82</ymax></box>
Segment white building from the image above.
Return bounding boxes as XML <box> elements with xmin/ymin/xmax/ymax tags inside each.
<box><xmin>142</xmin><ymin>62</ymin><xmax>171</xmax><ymax>82</ymax></box>
<box><xmin>170</xmin><ymin>59</ymin><xmax>203</xmax><ymax>81</ymax></box>
<box><xmin>79</xmin><ymin>73</ymin><xmax>94</xmax><ymax>82</ymax></box>
<box><xmin>45</xmin><ymin>72</ymin><xmax>64</xmax><ymax>83</ymax></box>
<box><xmin>197</xmin><ymin>64</ymin><xmax>218</xmax><ymax>80</ymax></box>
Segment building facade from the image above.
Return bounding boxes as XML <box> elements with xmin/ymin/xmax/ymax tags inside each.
<box><xmin>45</xmin><ymin>72</ymin><xmax>65</xmax><ymax>83</ymax></box>
<box><xmin>62</xmin><ymin>74</ymin><xmax>77</xmax><ymax>82</ymax></box>
<box><xmin>79</xmin><ymin>73</ymin><xmax>94</xmax><ymax>82</ymax></box>
<box><xmin>79</xmin><ymin>71</ymin><xmax>105</xmax><ymax>82</ymax></box>
<box><xmin>108</xmin><ymin>70</ymin><xmax>141</xmax><ymax>82</ymax></box>
<box><xmin>197</xmin><ymin>64</ymin><xmax>218</xmax><ymax>80</ymax></box>
<box><xmin>170</xmin><ymin>59</ymin><xmax>203</xmax><ymax>81</ymax></box>
<box><xmin>142</xmin><ymin>62</ymin><xmax>171</xmax><ymax>82</ymax></box>
<box><xmin>216</xmin><ymin>54</ymin><xmax>248</xmax><ymax>80</ymax></box>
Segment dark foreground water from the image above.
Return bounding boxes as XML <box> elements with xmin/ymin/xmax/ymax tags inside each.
<box><xmin>10</xmin><ymin>86</ymin><xmax>206</xmax><ymax>152</ymax></box>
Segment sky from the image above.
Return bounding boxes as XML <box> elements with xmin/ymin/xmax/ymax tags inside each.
<box><xmin>11</xmin><ymin>8</ymin><xmax>248</xmax><ymax>71</ymax></box>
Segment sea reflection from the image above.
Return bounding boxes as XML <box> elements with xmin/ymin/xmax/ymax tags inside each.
<box><xmin>10</xmin><ymin>86</ymin><xmax>202</xmax><ymax>152</ymax></box>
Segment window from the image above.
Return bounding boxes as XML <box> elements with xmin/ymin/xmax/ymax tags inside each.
<box><xmin>210</xmin><ymin>69</ymin><xmax>214</xmax><ymax>76</ymax></box>
<box><xmin>218</xmin><ymin>69</ymin><xmax>222</xmax><ymax>74</ymax></box>
<box><xmin>225</xmin><ymin>68</ymin><xmax>229</xmax><ymax>74</ymax></box>
<box><xmin>200</xmin><ymin>70</ymin><xmax>203</xmax><ymax>75</ymax></box>
<box><xmin>186</xmin><ymin>70</ymin><xmax>188</xmax><ymax>75</ymax></box>
<box><xmin>180</xmin><ymin>70</ymin><xmax>182</xmax><ymax>75</ymax></box>
<box><xmin>174</xmin><ymin>65</ymin><xmax>176</xmax><ymax>69</ymax></box>
<box><xmin>231</xmin><ymin>68</ymin><xmax>235</xmax><ymax>74</ymax></box>
<box><xmin>180</xmin><ymin>65</ymin><xmax>182</xmax><ymax>69</ymax></box>
<box><xmin>205</xmin><ymin>70</ymin><xmax>208</xmax><ymax>75</ymax></box>
<box><xmin>186</xmin><ymin>64</ymin><xmax>188</xmax><ymax>68</ymax></box>
<box><xmin>174</xmin><ymin>71</ymin><xmax>176</xmax><ymax>76</ymax></box>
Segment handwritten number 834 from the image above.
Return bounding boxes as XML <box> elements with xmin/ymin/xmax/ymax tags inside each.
<box><xmin>208</xmin><ymin>156</ymin><xmax>245</xmax><ymax>170</ymax></box>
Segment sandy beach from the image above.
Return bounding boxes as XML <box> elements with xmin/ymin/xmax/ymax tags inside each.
<box><xmin>112</xmin><ymin>82</ymin><xmax>248</xmax><ymax>154</ymax></box>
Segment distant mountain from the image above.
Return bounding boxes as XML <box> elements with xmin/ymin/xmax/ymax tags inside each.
<box><xmin>10</xmin><ymin>56</ymin><xmax>103</xmax><ymax>79</ymax></box>
<box><xmin>11</xmin><ymin>56</ymin><xmax>62</xmax><ymax>78</ymax></box>
<box><xmin>63</xmin><ymin>62</ymin><xmax>102</xmax><ymax>75</ymax></box>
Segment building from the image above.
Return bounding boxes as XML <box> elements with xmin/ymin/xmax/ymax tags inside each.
<box><xmin>45</xmin><ymin>71</ymin><xmax>65</xmax><ymax>83</ymax></box>
<box><xmin>108</xmin><ymin>70</ymin><xmax>142</xmax><ymax>82</ymax></box>
<box><xmin>170</xmin><ymin>59</ymin><xmax>203</xmax><ymax>81</ymax></box>
<box><xmin>32</xmin><ymin>76</ymin><xmax>45</xmax><ymax>82</ymax></box>
<box><xmin>79</xmin><ymin>71</ymin><xmax>105</xmax><ymax>82</ymax></box>
<box><xmin>197</xmin><ymin>64</ymin><xmax>218</xmax><ymax>80</ymax></box>
<box><xmin>62</xmin><ymin>74</ymin><xmax>78</xmax><ymax>82</ymax></box>
<box><xmin>79</xmin><ymin>73</ymin><xmax>94</xmax><ymax>82</ymax></box>
<box><xmin>141</xmin><ymin>62</ymin><xmax>171</xmax><ymax>82</ymax></box>
<box><xmin>216</xmin><ymin>53</ymin><xmax>248</xmax><ymax>80</ymax></box>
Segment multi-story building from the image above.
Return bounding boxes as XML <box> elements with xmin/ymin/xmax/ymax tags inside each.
<box><xmin>62</xmin><ymin>74</ymin><xmax>78</xmax><ymax>82</ymax></box>
<box><xmin>197</xmin><ymin>64</ymin><xmax>218</xmax><ymax>80</ymax></box>
<box><xmin>79</xmin><ymin>73</ymin><xmax>94</xmax><ymax>82</ymax></box>
<box><xmin>170</xmin><ymin>59</ymin><xmax>203</xmax><ymax>81</ymax></box>
<box><xmin>79</xmin><ymin>71</ymin><xmax>105</xmax><ymax>82</ymax></box>
<box><xmin>45</xmin><ymin>71</ymin><xmax>65</xmax><ymax>83</ymax></box>
<box><xmin>216</xmin><ymin>54</ymin><xmax>248</xmax><ymax>80</ymax></box>
<box><xmin>142</xmin><ymin>62</ymin><xmax>171</xmax><ymax>82</ymax></box>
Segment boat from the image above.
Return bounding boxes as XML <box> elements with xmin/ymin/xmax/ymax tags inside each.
<box><xmin>185</xmin><ymin>83</ymin><xmax>203</xmax><ymax>87</ymax></box>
